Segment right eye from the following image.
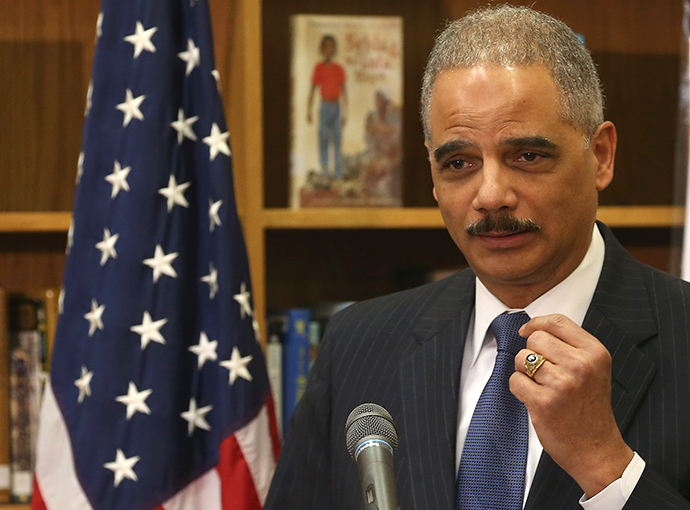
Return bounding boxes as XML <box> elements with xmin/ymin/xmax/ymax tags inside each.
<box><xmin>446</xmin><ymin>158</ymin><xmax>467</xmax><ymax>170</ymax></box>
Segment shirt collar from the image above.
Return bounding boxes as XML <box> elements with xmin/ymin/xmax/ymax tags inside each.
<box><xmin>469</xmin><ymin>224</ymin><xmax>605</xmax><ymax>367</ymax></box>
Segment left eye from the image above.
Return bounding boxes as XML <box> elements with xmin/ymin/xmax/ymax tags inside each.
<box><xmin>520</xmin><ymin>152</ymin><xmax>540</xmax><ymax>162</ymax></box>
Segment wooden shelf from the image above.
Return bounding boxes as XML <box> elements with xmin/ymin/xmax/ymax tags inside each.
<box><xmin>0</xmin><ymin>212</ymin><xmax>71</xmax><ymax>233</ymax></box>
<box><xmin>262</xmin><ymin>207</ymin><xmax>445</xmax><ymax>229</ymax></box>
<box><xmin>0</xmin><ymin>504</ymin><xmax>30</xmax><ymax>509</ymax></box>
<box><xmin>261</xmin><ymin>205</ymin><xmax>685</xmax><ymax>229</ymax></box>
<box><xmin>0</xmin><ymin>207</ymin><xmax>684</xmax><ymax>233</ymax></box>
<box><xmin>596</xmin><ymin>205</ymin><xmax>685</xmax><ymax>228</ymax></box>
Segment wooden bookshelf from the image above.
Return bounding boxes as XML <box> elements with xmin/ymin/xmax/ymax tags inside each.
<box><xmin>1</xmin><ymin>206</ymin><xmax>684</xmax><ymax>234</ymax></box>
<box><xmin>262</xmin><ymin>205</ymin><xmax>685</xmax><ymax>230</ymax></box>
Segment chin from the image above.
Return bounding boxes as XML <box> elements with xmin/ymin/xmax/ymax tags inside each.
<box><xmin>469</xmin><ymin>255</ymin><xmax>544</xmax><ymax>285</ymax></box>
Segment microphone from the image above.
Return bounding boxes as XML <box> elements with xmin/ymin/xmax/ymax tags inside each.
<box><xmin>345</xmin><ymin>403</ymin><xmax>400</xmax><ymax>510</ymax></box>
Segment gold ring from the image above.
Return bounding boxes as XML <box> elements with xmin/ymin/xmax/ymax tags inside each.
<box><xmin>524</xmin><ymin>353</ymin><xmax>546</xmax><ymax>378</ymax></box>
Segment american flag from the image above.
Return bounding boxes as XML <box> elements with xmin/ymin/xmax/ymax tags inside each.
<box><xmin>31</xmin><ymin>1</ymin><xmax>280</xmax><ymax>509</ymax></box>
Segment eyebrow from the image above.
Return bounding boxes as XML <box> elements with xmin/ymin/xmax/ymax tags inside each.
<box><xmin>504</xmin><ymin>135</ymin><xmax>558</xmax><ymax>150</ymax></box>
<box><xmin>433</xmin><ymin>140</ymin><xmax>472</xmax><ymax>163</ymax></box>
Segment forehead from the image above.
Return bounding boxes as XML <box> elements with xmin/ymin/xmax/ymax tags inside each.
<box><xmin>428</xmin><ymin>65</ymin><xmax>567</xmax><ymax>146</ymax></box>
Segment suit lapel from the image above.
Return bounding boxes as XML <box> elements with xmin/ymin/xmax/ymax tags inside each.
<box><xmin>397</xmin><ymin>269</ymin><xmax>475</xmax><ymax>510</ymax></box>
<box><xmin>525</xmin><ymin>223</ymin><xmax>658</xmax><ymax>509</ymax></box>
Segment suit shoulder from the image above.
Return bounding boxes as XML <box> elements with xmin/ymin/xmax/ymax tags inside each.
<box><xmin>326</xmin><ymin>269</ymin><xmax>472</xmax><ymax>337</ymax></box>
<box><xmin>638</xmin><ymin>262</ymin><xmax>690</xmax><ymax>303</ymax></box>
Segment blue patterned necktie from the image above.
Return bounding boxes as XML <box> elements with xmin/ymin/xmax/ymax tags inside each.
<box><xmin>456</xmin><ymin>311</ymin><xmax>531</xmax><ymax>510</ymax></box>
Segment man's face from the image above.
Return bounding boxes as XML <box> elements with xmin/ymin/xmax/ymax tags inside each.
<box><xmin>427</xmin><ymin>65</ymin><xmax>615</xmax><ymax>304</ymax></box>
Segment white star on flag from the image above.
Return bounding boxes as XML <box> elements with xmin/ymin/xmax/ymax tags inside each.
<box><xmin>84</xmin><ymin>299</ymin><xmax>105</xmax><ymax>337</ymax></box>
<box><xmin>202</xmin><ymin>123</ymin><xmax>231</xmax><ymax>161</ymax></box>
<box><xmin>143</xmin><ymin>244</ymin><xmax>179</xmax><ymax>283</ymax></box>
<box><xmin>188</xmin><ymin>332</ymin><xmax>218</xmax><ymax>369</ymax></box>
<box><xmin>220</xmin><ymin>347</ymin><xmax>253</xmax><ymax>385</ymax></box>
<box><xmin>180</xmin><ymin>398</ymin><xmax>212</xmax><ymax>436</ymax></box>
<box><xmin>66</xmin><ymin>219</ymin><xmax>74</xmax><ymax>255</ymax></box>
<box><xmin>171</xmin><ymin>108</ymin><xmax>198</xmax><ymax>144</ymax></box>
<box><xmin>200</xmin><ymin>263</ymin><xmax>218</xmax><ymax>299</ymax></box>
<box><xmin>116</xmin><ymin>88</ymin><xmax>145</xmax><ymax>127</ymax></box>
<box><xmin>130</xmin><ymin>311</ymin><xmax>168</xmax><ymax>350</ymax></box>
<box><xmin>104</xmin><ymin>449</ymin><xmax>140</xmax><ymax>488</ymax></box>
<box><xmin>95</xmin><ymin>12</ymin><xmax>103</xmax><ymax>41</ymax></box>
<box><xmin>208</xmin><ymin>199</ymin><xmax>222</xmax><ymax>231</ymax></box>
<box><xmin>158</xmin><ymin>175</ymin><xmax>191</xmax><ymax>212</ymax></box>
<box><xmin>95</xmin><ymin>228</ymin><xmax>119</xmax><ymax>266</ymax></box>
<box><xmin>211</xmin><ymin>69</ymin><xmax>221</xmax><ymax>91</ymax></box>
<box><xmin>85</xmin><ymin>81</ymin><xmax>93</xmax><ymax>117</ymax></box>
<box><xmin>77</xmin><ymin>151</ymin><xmax>84</xmax><ymax>185</ymax></box>
<box><xmin>252</xmin><ymin>317</ymin><xmax>261</xmax><ymax>343</ymax></box>
<box><xmin>178</xmin><ymin>39</ymin><xmax>200</xmax><ymax>76</ymax></box>
<box><xmin>75</xmin><ymin>365</ymin><xmax>94</xmax><ymax>403</ymax></box>
<box><xmin>116</xmin><ymin>382</ymin><xmax>152</xmax><ymax>420</ymax></box>
<box><xmin>105</xmin><ymin>161</ymin><xmax>131</xmax><ymax>198</ymax></box>
<box><xmin>233</xmin><ymin>282</ymin><xmax>252</xmax><ymax>318</ymax></box>
<box><xmin>124</xmin><ymin>21</ymin><xmax>157</xmax><ymax>58</ymax></box>
<box><xmin>58</xmin><ymin>286</ymin><xmax>65</xmax><ymax>315</ymax></box>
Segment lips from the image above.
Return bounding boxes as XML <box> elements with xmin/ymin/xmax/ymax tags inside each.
<box><xmin>475</xmin><ymin>230</ymin><xmax>533</xmax><ymax>248</ymax></box>
<box><xmin>478</xmin><ymin>230</ymin><xmax>525</xmax><ymax>237</ymax></box>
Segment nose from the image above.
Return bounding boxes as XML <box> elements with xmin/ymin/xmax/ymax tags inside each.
<box><xmin>471</xmin><ymin>160</ymin><xmax>517</xmax><ymax>213</ymax></box>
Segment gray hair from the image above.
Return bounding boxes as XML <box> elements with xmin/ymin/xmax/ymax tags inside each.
<box><xmin>420</xmin><ymin>5</ymin><xmax>604</xmax><ymax>145</ymax></box>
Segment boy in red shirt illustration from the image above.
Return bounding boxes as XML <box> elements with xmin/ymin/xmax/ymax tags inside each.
<box><xmin>307</xmin><ymin>35</ymin><xmax>348</xmax><ymax>181</ymax></box>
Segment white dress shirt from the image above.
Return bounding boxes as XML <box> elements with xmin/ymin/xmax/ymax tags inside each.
<box><xmin>455</xmin><ymin>225</ymin><xmax>645</xmax><ymax>508</ymax></box>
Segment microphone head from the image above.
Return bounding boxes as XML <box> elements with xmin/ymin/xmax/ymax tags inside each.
<box><xmin>345</xmin><ymin>403</ymin><xmax>399</xmax><ymax>459</ymax></box>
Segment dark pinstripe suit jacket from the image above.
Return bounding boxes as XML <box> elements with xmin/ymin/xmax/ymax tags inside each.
<box><xmin>265</xmin><ymin>223</ymin><xmax>690</xmax><ymax>509</ymax></box>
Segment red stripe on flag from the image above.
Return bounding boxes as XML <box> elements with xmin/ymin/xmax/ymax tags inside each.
<box><xmin>31</xmin><ymin>477</ymin><xmax>48</xmax><ymax>510</ymax></box>
<box><xmin>217</xmin><ymin>434</ymin><xmax>262</xmax><ymax>510</ymax></box>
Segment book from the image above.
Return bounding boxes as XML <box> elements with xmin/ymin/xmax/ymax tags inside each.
<box><xmin>268</xmin><ymin>309</ymin><xmax>311</xmax><ymax>433</ymax></box>
<box><xmin>8</xmin><ymin>295</ymin><xmax>44</xmax><ymax>503</ymax></box>
<box><xmin>265</xmin><ymin>317</ymin><xmax>284</xmax><ymax>437</ymax></box>
<box><xmin>0</xmin><ymin>289</ymin><xmax>10</xmax><ymax>503</ymax></box>
<box><xmin>290</xmin><ymin>14</ymin><xmax>404</xmax><ymax>208</ymax></box>
<box><xmin>21</xmin><ymin>288</ymin><xmax>60</xmax><ymax>371</ymax></box>
<box><xmin>307</xmin><ymin>320</ymin><xmax>320</xmax><ymax>372</ymax></box>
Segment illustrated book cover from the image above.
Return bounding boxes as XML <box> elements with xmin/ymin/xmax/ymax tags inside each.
<box><xmin>290</xmin><ymin>14</ymin><xmax>404</xmax><ymax>208</ymax></box>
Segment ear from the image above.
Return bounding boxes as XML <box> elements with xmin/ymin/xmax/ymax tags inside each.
<box><xmin>590</xmin><ymin>121</ymin><xmax>616</xmax><ymax>191</ymax></box>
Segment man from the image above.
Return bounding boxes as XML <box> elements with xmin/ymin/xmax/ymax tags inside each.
<box><xmin>265</xmin><ymin>5</ymin><xmax>690</xmax><ymax>509</ymax></box>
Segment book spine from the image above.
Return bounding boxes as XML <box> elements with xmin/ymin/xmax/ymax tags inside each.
<box><xmin>308</xmin><ymin>320</ymin><xmax>321</xmax><ymax>372</ymax></box>
<box><xmin>265</xmin><ymin>328</ymin><xmax>283</xmax><ymax>438</ymax></box>
<box><xmin>8</xmin><ymin>296</ymin><xmax>43</xmax><ymax>504</ymax></box>
<box><xmin>9</xmin><ymin>330</ymin><xmax>41</xmax><ymax>503</ymax></box>
<box><xmin>279</xmin><ymin>309</ymin><xmax>310</xmax><ymax>433</ymax></box>
<box><xmin>0</xmin><ymin>289</ymin><xmax>10</xmax><ymax>503</ymax></box>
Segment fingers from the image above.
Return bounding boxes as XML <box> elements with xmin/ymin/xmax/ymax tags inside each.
<box><xmin>520</xmin><ymin>314</ymin><xmax>594</xmax><ymax>349</ymax></box>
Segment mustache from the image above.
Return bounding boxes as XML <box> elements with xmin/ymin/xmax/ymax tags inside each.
<box><xmin>465</xmin><ymin>212</ymin><xmax>541</xmax><ymax>236</ymax></box>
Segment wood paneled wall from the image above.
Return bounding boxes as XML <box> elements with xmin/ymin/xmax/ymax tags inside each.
<box><xmin>0</xmin><ymin>0</ymin><xmax>100</xmax><ymax>213</ymax></box>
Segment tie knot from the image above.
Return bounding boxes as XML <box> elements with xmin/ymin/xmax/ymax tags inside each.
<box><xmin>489</xmin><ymin>312</ymin><xmax>530</xmax><ymax>355</ymax></box>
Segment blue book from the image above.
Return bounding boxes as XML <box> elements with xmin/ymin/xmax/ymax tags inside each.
<box><xmin>270</xmin><ymin>309</ymin><xmax>311</xmax><ymax>433</ymax></box>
